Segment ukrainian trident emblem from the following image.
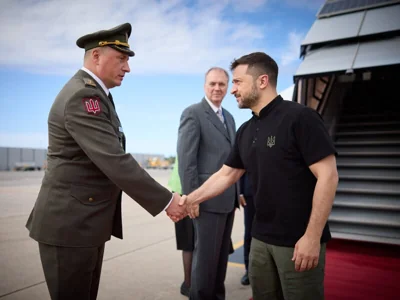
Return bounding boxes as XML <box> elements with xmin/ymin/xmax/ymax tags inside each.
<box><xmin>83</xmin><ymin>97</ymin><xmax>101</xmax><ymax>115</ymax></box>
<box><xmin>267</xmin><ymin>136</ymin><xmax>275</xmax><ymax>148</ymax></box>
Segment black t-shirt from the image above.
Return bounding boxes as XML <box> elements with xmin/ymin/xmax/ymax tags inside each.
<box><xmin>225</xmin><ymin>95</ymin><xmax>337</xmax><ymax>247</ymax></box>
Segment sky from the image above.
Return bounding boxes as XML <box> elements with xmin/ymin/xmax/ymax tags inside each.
<box><xmin>0</xmin><ymin>0</ymin><xmax>324</xmax><ymax>156</ymax></box>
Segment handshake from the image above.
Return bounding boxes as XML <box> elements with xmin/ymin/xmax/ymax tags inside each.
<box><xmin>165</xmin><ymin>192</ymin><xmax>200</xmax><ymax>222</ymax></box>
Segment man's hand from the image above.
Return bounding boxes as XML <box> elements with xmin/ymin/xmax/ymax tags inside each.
<box><xmin>180</xmin><ymin>195</ymin><xmax>200</xmax><ymax>219</ymax></box>
<box><xmin>239</xmin><ymin>194</ymin><xmax>246</xmax><ymax>207</ymax></box>
<box><xmin>166</xmin><ymin>193</ymin><xmax>187</xmax><ymax>222</ymax></box>
<box><xmin>292</xmin><ymin>234</ymin><xmax>321</xmax><ymax>272</ymax></box>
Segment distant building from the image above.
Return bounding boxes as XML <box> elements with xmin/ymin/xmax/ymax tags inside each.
<box><xmin>0</xmin><ymin>147</ymin><xmax>47</xmax><ymax>171</ymax></box>
<box><xmin>0</xmin><ymin>147</ymin><xmax>164</xmax><ymax>171</ymax></box>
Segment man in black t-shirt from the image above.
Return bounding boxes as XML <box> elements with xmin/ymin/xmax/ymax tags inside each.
<box><xmin>180</xmin><ymin>52</ymin><xmax>338</xmax><ymax>300</ymax></box>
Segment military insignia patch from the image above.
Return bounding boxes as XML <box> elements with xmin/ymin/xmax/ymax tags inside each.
<box><xmin>83</xmin><ymin>78</ymin><xmax>96</xmax><ymax>87</ymax></box>
<box><xmin>83</xmin><ymin>97</ymin><xmax>101</xmax><ymax>115</ymax></box>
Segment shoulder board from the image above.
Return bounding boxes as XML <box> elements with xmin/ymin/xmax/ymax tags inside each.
<box><xmin>83</xmin><ymin>78</ymin><xmax>97</xmax><ymax>87</ymax></box>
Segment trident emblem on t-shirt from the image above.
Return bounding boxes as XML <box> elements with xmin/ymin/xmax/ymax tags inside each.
<box><xmin>267</xmin><ymin>136</ymin><xmax>275</xmax><ymax>148</ymax></box>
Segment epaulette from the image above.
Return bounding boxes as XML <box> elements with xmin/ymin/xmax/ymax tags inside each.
<box><xmin>83</xmin><ymin>78</ymin><xmax>97</xmax><ymax>87</ymax></box>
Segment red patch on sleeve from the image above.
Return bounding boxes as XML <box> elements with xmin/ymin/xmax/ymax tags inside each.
<box><xmin>82</xmin><ymin>97</ymin><xmax>102</xmax><ymax>115</ymax></box>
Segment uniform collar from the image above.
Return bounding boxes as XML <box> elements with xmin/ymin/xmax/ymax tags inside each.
<box><xmin>81</xmin><ymin>67</ymin><xmax>109</xmax><ymax>96</ymax></box>
<box><xmin>252</xmin><ymin>95</ymin><xmax>283</xmax><ymax>119</ymax></box>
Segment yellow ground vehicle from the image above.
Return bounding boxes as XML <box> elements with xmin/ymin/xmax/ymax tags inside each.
<box><xmin>146</xmin><ymin>157</ymin><xmax>171</xmax><ymax>169</ymax></box>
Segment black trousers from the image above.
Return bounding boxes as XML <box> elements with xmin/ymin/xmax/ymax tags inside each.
<box><xmin>243</xmin><ymin>196</ymin><xmax>255</xmax><ymax>272</ymax></box>
<box><xmin>39</xmin><ymin>242</ymin><xmax>105</xmax><ymax>300</ymax></box>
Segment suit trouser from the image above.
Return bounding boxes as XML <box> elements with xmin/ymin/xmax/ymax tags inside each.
<box><xmin>249</xmin><ymin>238</ymin><xmax>326</xmax><ymax>300</ymax></box>
<box><xmin>38</xmin><ymin>242</ymin><xmax>105</xmax><ymax>300</ymax></box>
<box><xmin>190</xmin><ymin>210</ymin><xmax>235</xmax><ymax>300</ymax></box>
<box><xmin>243</xmin><ymin>196</ymin><xmax>255</xmax><ymax>272</ymax></box>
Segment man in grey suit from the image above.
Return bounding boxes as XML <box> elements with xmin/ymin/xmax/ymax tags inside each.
<box><xmin>177</xmin><ymin>67</ymin><xmax>238</xmax><ymax>300</ymax></box>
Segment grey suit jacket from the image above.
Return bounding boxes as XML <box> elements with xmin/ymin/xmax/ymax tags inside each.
<box><xmin>177</xmin><ymin>98</ymin><xmax>239</xmax><ymax>213</ymax></box>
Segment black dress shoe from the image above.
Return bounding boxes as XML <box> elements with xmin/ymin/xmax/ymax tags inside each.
<box><xmin>180</xmin><ymin>282</ymin><xmax>190</xmax><ymax>297</ymax></box>
<box><xmin>241</xmin><ymin>272</ymin><xmax>250</xmax><ymax>285</ymax></box>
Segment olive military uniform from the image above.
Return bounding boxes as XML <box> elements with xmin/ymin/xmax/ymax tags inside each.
<box><xmin>26</xmin><ymin>23</ymin><xmax>172</xmax><ymax>300</ymax></box>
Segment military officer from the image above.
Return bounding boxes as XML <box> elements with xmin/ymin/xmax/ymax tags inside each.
<box><xmin>26</xmin><ymin>23</ymin><xmax>186</xmax><ymax>300</ymax></box>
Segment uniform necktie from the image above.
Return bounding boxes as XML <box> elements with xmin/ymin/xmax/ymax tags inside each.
<box><xmin>108</xmin><ymin>92</ymin><xmax>125</xmax><ymax>151</ymax></box>
<box><xmin>108</xmin><ymin>92</ymin><xmax>115</xmax><ymax>109</ymax></box>
<box><xmin>216</xmin><ymin>108</ymin><xmax>226</xmax><ymax>128</ymax></box>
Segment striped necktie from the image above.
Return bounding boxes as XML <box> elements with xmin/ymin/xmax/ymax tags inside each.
<box><xmin>216</xmin><ymin>108</ymin><xmax>226</xmax><ymax>128</ymax></box>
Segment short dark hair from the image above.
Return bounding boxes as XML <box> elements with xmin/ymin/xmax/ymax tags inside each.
<box><xmin>230</xmin><ymin>52</ymin><xmax>278</xmax><ymax>87</ymax></box>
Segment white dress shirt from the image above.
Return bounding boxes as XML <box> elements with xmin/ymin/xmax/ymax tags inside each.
<box><xmin>204</xmin><ymin>95</ymin><xmax>222</xmax><ymax>113</ymax></box>
<box><xmin>81</xmin><ymin>67</ymin><xmax>109</xmax><ymax>96</ymax></box>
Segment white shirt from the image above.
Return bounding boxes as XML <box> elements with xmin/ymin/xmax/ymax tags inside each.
<box><xmin>80</xmin><ymin>67</ymin><xmax>174</xmax><ymax>214</ymax></box>
<box><xmin>81</xmin><ymin>67</ymin><xmax>109</xmax><ymax>96</ymax></box>
<box><xmin>204</xmin><ymin>95</ymin><xmax>222</xmax><ymax>113</ymax></box>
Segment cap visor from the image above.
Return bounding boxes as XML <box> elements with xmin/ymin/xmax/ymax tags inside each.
<box><xmin>110</xmin><ymin>45</ymin><xmax>135</xmax><ymax>57</ymax></box>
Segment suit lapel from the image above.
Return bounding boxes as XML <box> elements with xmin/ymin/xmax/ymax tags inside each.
<box><xmin>223</xmin><ymin>109</ymin><xmax>235</xmax><ymax>146</ymax></box>
<box><xmin>202</xmin><ymin>98</ymin><xmax>230</xmax><ymax>142</ymax></box>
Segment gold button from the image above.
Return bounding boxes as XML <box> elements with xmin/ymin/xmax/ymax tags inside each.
<box><xmin>89</xmin><ymin>197</ymin><xmax>94</xmax><ymax>202</ymax></box>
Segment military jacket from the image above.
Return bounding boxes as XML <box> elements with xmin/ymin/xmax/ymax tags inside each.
<box><xmin>26</xmin><ymin>70</ymin><xmax>172</xmax><ymax>247</ymax></box>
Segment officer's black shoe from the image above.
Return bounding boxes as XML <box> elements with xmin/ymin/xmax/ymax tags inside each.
<box><xmin>180</xmin><ymin>282</ymin><xmax>190</xmax><ymax>297</ymax></box>
<box><xmin>241</xmin><ymin>272</ymin><xmax>250</xmax><ymax>285</ymax></box>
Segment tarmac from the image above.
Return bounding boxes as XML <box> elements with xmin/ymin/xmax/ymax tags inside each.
<box><xmin>0</xmin><ymin>170</ymin><xmax>251</xmax><ymax>300</ymax></box>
